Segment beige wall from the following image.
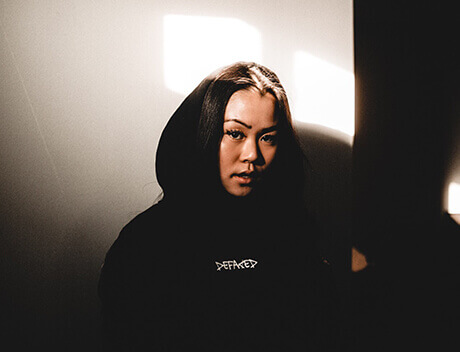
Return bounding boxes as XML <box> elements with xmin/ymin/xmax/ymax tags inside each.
<box><xmin>0</xmin><ymin>1</ymin><xmax>352</xmax><ymax>348</ymax></box>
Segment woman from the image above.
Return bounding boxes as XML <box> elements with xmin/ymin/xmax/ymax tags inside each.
<box><xmin>98</xmin><ymin>62</ymin><xmax>340</xmax><ymax>351</ymax></box>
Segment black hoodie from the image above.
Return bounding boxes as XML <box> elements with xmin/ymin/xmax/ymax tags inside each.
<box><xmin>98</xmin><ymin>68</ymin><xmax>341</xmax><ymax>352</ymax></box>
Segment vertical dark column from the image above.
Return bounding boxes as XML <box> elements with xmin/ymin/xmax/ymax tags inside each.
<box><xmin>352</xmin><ymin>1</ymin><xmax>459</xmax><ymax>351</ymax></box>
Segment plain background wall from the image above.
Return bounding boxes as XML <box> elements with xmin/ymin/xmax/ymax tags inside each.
<box><xmin>0</xmin><ymin>1</ymin><xmax>352</xmax><ymax>350</ymax></box>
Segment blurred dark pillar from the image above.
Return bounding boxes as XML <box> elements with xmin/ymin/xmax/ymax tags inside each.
<box><xmin>352</xmin><ymin>1</ymin><xmax>459</xmax><ymax>351</ymax></box>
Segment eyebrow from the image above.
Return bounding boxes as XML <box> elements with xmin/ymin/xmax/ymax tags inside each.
<box><xmin>260</xmin><ymin>125</ymin><xmax>278</xmax><ymax>134</ymax></box>
<box><xmin>224</xmin><ymin>119</ymin><xmax>279</xmax><ymax>133</ymax></box>
<box><xmin>224</xmin><ymin>119</ymin><xmax>252</xmax><ymax>129</ymax></box>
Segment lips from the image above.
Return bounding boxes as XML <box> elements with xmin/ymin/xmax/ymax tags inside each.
<box><xmin>232</xmin><ymin>171</ymin><xmax>257</xmax><ymax>185</ymax></box>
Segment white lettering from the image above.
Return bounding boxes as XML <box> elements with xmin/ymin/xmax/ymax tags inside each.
<box><xmin>215</xmin><ymin>259</ymin><xmax>258</xmax><ymax>271</ymax></box>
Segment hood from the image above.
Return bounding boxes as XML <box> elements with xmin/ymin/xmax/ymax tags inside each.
<box><xmin>154</xmin><ymin>64</ymin><xmax>318</xmax><ymax>255</ymax></box>
<box><xmin>154</xmin><ymin>63</ymin><xmax>307</xmax><ymax>215</ymax></box>
<box><xmin>155</xmin><ymin>70</ymin><xmax>218</xmax><ymax>201</ymax></box>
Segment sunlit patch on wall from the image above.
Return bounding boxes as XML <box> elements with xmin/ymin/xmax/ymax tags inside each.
<box><xmin>448</xmin><ymin>182</ymin><xmax>460</xmax><ymax>214</ymax></box>
<box><xmin>163</xmin><ymin>15</ymin><xmax>262</xmax><ymax>96</ymax></box>
<box><xmin>292</xmin><ymin>51</ymin><xmax>355</xmax><ymax>137</ymax></box>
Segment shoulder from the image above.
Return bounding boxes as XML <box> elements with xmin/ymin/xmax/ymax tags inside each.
<box><xmin>99</xmin><ymin>201</ymin><xmax>175</xmax><ymax>295</ymax></box>
<box><xmin>117</xmin><ymin>199</ymin><xmax>178</xmax><ymax>243</ymax></box>
<box><xmin>123</xmin><ymin>200</ymin><xmax>169</xmax><ymax>233</ymax></box>
<box><xmin>102</xmin><ymin>200</ymin><xmax>175</xmax><ymax>266</ymax></box>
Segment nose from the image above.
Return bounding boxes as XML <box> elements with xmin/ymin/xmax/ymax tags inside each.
<box><xmin>240</xmin><ymin>138</ymin><xmax>260</xmax><ymax>164</ymax></box>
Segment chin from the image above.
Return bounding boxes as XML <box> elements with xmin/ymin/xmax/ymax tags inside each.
<box><xmin>228</xmin><ymin>186</ymin><xmax>254</xmax><ymax>197</ymax></box>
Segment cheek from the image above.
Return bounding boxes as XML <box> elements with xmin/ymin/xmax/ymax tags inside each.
<box><xmin>260</xmin><ymin>146</ymin><xmax>278</xmax><ymax>168</ymax></box>
<box><xmin>219</xmin><ymin>140</ymin><xmax>239</xmax><ymax>174</ymax></box>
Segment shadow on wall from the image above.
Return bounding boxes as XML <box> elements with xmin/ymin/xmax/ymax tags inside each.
<box><xmin>295</xmin><ymin>121</ymin><xmax>353</xmax><ymax>348</ymax></box>
<box><xmin>295</xmin><ymin>122</ymin><xmax>352</xmax><ymax>305</ymax></box>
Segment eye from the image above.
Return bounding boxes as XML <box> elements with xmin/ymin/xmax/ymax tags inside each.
<box><xmin>260</xmin><ymin>134</ymin><xmax>277</xmax><ymax>145</ymax></box>
<box><xmin>225</xmin><ymin>130</ymin><xmax>245</xmax><ymax>140</ymax></box>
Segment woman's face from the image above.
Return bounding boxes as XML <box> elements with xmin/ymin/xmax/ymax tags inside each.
<box><xmin>219</xmin><ymin>89</ymin><xmax>278</xmax><ymax>197</ymax></box>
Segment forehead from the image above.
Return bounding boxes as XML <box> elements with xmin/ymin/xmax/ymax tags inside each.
<box><xmin>224</xmin><ymin>89</ymin><xmax>277</xmax><ymax>128</ymax></box>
